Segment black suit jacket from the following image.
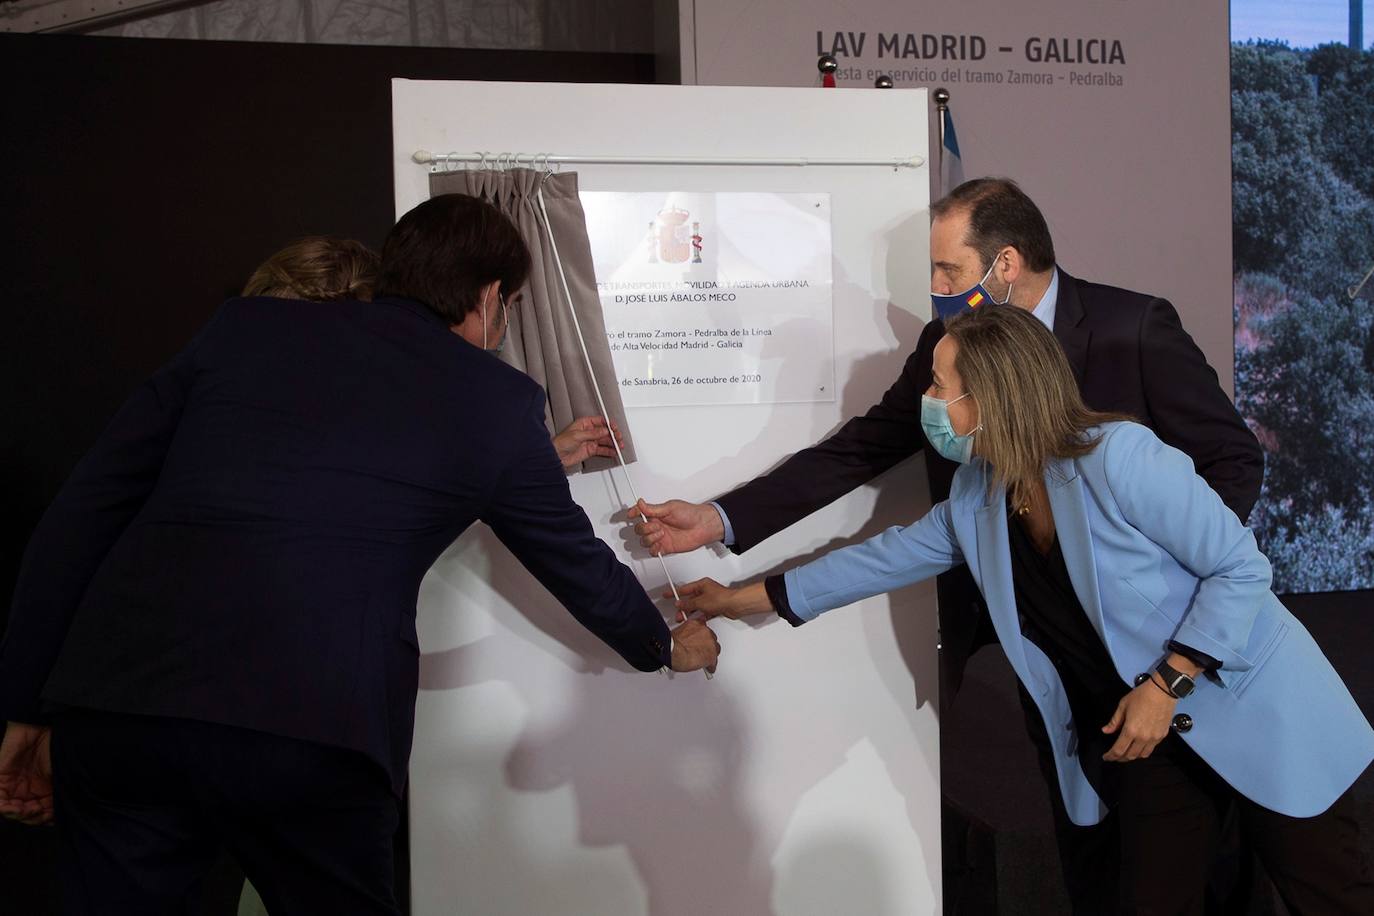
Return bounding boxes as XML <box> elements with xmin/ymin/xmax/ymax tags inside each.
<box><xmin>0</xmin><ymin>296</ymin><xmax>671</xmax><ymax>794</ymax></box>
<box><xmin>716</xmin><ymin>270</ymin><xmax>1264</xmax><ymax>699</ymax></box>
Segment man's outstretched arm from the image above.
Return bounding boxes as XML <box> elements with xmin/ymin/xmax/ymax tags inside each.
<box><xmin>635</xmin><ymin>321</ymin><xmax>942</xmax><ymax>555</ymax></box>
<box><xmin>484</xmin><ymin>388</ymin><xmax>719</xmax><ymax>674</ymax></box>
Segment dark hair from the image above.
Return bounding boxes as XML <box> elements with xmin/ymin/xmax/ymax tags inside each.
<box><xmin>242</xmin><ymin>236</ymin><xmax>379</xmax><ymax>302</ymax></box>
<box><xmin>931</xmin><ymin>177</ymin><xmax>1056</xmax><ymax>273</ymax></box>
<box><xmin>376</xmin><ymin>193</ymin><xmax>531</xmax><ymax>324</ymax></box>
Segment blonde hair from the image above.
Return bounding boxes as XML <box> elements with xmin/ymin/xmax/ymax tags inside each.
<box><xmin>242</xmin><ymin>236</ymin><xmax>379</xmax><ymax>302</ymax></box>
<box><xmin>943</xmin><ymin>306</ymin><xmax>1131</xmax><ymax>507</ymax></box>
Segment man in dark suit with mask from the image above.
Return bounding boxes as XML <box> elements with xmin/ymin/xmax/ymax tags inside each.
<box><xmin>634</xmin><ymin>177</ymin><xmax>1263</xmax><ymax>912</ymax></box>
<box><xmin>0</xmin><ymin>193</ymin><xmax>720</xmax><ymax>915</ymax></box>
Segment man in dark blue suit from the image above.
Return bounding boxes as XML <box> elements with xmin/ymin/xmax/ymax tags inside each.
<box><xmin>0</xmin><ymin>194</ymin><xmax>719</xmax><ymax>915</ymax></box>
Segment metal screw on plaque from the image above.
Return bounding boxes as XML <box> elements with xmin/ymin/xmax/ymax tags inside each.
<box><xmin>875</xmin><ymin>75</ymin><xmax>894</xmax><ymax>89</ymax></box>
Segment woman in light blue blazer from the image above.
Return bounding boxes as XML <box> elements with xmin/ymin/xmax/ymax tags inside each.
<box><xmin>678</xmin><ymin>305</ymin><xmax>1374</xmax><ymax>914</ymax></box>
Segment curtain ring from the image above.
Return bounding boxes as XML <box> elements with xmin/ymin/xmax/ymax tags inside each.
<box><xmin>477</xmin><ymin>151</ymin><xmax>490</xmax><ymax>171</ymax></box>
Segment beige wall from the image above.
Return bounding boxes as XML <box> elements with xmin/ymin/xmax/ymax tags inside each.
<box><xmin>680</xmin><ymin>0</ymin><xmax>1236</xmax><ymax>391</ymax></box>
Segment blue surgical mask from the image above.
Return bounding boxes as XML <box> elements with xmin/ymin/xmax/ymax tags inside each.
<box><xmin>921</xmin><ymin>392</ymin><xmax>981</xmax><ymax>464</ymax></box>
<box><xmin>931</xmin><ymin>258</ymin><xmax>1011</xmax><ymax>321</ymax></box>
<box><xmin>483</xmin><ymin>292</ymin><xmax>509</xmax><ymax>353</ymax></box>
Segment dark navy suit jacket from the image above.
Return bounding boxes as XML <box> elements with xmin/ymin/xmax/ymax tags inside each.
<box><xmin>0</xmin><ymin>295</ymin><xmax>671</xmax><ymax>794</ymax></box>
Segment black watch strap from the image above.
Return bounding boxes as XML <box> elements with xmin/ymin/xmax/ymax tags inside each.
<box><xmin>1155</xmin><ymin>659</ymin><xmax>1195</xmax><ymax>699</ymax></box>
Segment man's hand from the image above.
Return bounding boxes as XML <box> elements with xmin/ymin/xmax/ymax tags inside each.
<box><xmin>631</xmin><ymin>499</ymin><xmax>725</xmax><ymax>556</ymax></box>
<box><xmin>667</xmin><ymin>579</ymin><xmax>773</xmax><ymax>622</ymax></box>
<box><xmin>1101</xmin><ymin>677</ymin><xmax>1178</xmax><ymax>762</ymax></box>
<box><xmin>670</xmin><ymin>619</ymin><xmax>721</xmax><ymax>674</ymax></box>
<box><xmin>553</xmin><ymin>416</ymin><xmax>624</xmax><ymax>469</ymax></box>
<box><xmin>0</xmin><ymin>722</ymin><xmax>54</xmax><ymax>827</ymax></box>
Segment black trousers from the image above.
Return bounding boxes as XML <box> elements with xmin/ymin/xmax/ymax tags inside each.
<box><xmin>1019</xmin><ymin>685</ymin><xmax>1374</xmax><ymax>915</ymax></box>
<box><xmin>1115</xmin><ymin>735</ymin><xmax>1373</xmax><ymax>916</ymax></box>
<box><xmin>50</xmin><ymin>708</ymin><xmax>402</xmax><ymax>916</ymax></box>
<box><xmin>1017</xmin><ymin>679</ymin><xmax>1123</xmax><ymax>914</ymax></box>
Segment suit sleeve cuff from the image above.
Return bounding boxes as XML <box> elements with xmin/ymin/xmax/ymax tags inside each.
<box><xmin>1166</xmin><ymin>640</ymin><xmax>1221</xmax><ymax>672</ymax></box>
<box><xmin>1170</xmin><ymin>622</ymin><xmax>1249</xmax><ymax>673</ymax></box>
<box><xmin>768</xmin><ymin>574</ymin><xmax>808</xmax><ymax>626</ymax></box>
<box><xmin>0</xmin><ymin>699</ymin><xmax>51</xmax><ymax>727</ymax></box>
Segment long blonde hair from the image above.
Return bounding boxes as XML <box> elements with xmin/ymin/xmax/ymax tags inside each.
<box><xmin>943</xmin><ymin>306</ymin><xmax>1131</xmax><ymax>507</ymax></box>
<box><xmin>243</xmin><ymin>236</ymin><xmax>379</xmax><ymax>302</ymax></box>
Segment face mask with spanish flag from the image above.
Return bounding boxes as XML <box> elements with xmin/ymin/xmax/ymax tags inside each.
<box><xmin>931</xmin><ymin>258</ymin><xmax>1011</xmax><ymax>321</ymax></box>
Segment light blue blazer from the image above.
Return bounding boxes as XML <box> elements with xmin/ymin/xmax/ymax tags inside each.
<box><xmin>784</xmin><ymin>422</ymin><xmax>1374</xmax><ymax>825</ymax></box>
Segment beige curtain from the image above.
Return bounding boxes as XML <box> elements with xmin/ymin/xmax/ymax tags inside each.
<box><xmin>429</xmin><ymin>168</ymin><xmax>634</xmax><ymax>469</ymax></box>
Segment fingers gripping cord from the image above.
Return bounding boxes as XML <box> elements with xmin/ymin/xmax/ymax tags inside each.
<box><xmin>533</xmin><ymin>183</ymin><xmax>685</xmax><ymax>610</ymax></box>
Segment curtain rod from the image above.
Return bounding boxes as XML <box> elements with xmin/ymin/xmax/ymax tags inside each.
<box><xmin>412</xmin><ymin>150</ymin><xmax>925</xmax><ymax>171</ymax></box>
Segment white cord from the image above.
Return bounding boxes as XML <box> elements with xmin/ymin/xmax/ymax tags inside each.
<box><xmin>533</xmin><ymin>182</ymin><xmax>698</xmax><ymax>640</ymax></box>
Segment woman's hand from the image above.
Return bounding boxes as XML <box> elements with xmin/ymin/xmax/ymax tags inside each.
<box><xmin>1101</xmin><ymin>675</ymin><xmax>1178</xmax><ymax>762</ymax></box>
<box><xmin>665</xmin><ymin>579</ymin><xmax>773</xmax><ymax>622</ymax></box>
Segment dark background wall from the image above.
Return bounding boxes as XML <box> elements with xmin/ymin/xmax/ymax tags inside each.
<box><xmin>0</xmin><ymin>31</ymin><xmax>652</xmax><ymax>914</ymax></box>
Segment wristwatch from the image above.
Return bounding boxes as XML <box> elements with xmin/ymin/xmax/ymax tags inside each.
<box><xmin>1155</xmin><ymin>659</ymin><xmax>1195</xmax><ymax>699</ymax></box>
